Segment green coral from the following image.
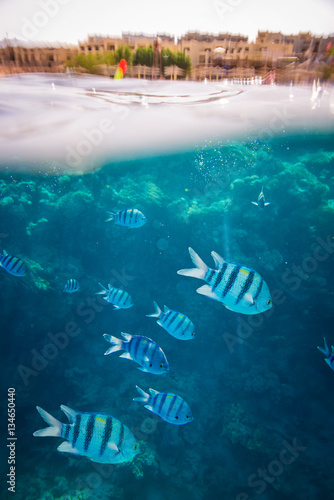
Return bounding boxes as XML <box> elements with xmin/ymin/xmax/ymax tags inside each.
<box><xmin>111</xmin><ymin>177</ymin><xmax>166</xmax><ymax>206</ymax></box>
<box><xmin>25</xmin><ymin>258</ymin><xmax>52</xmax><ymax>291</ymax></box>
<box><xmin>130</xmin><ymin>440</ymin><xmax>159</xmax><ymax>479</ymax></box>
<box><xmin>221</xmin><ymin>403</ymin><xmax>263</xmax><ymax>451</ymax></box>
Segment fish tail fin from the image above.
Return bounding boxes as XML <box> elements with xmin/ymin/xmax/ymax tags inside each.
<box><xmin>177</xmin><ymin>247</ymin><xmax>208</xmax><ymax>279</ymax></box>
<box><xmin>146</xmin><ymin>301</ymin><xmax>162</xmax><ymax>318</ymax></box>
<box><xmin>105</xmin><ymin>211</ymin><xmax>115</xmax><ymax>222</ymax></box>
<box><xmin>103</xmin><ymin>334</ymin><xmax>123</xmax><ymax>355</ymax></box>
<box><xmin>33</xmin><ymin>406</ymin><xmax>62</xmax><ymax>437</ymax></box>
<box><xmin>96</xmin><ymin>283</ymin><xmax>107</xmax><ymax>295</ymax></box>
<box><xmin>318</xmin><ymin>337</ymin><xmax>331</xmax><ymax>356</ymax></box>
<box><xmin>133</xmin><ymin>385</ymin><xmax>150</xmax><ymax>403</ymax></box>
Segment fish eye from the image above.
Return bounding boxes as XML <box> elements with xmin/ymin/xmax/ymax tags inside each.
<box><xmin>159</xmin><ymin>364</ymin><xmax>163</xmax><ymax>368</ymax></box>
<box><xmin>149</xmin><ymin>363</ymin><xmax>153</xmax><ymax>367</ymax></box>
<box><xmin>186</xmin><ymin>415</ymin><xmax>190</xmax><ymax>419</ymax></box>
<box><xmin>267</xmin><ymin>300</ymin><xmax>271</xmax><ymax>305</ymax></box>
<box><xmin>133</xmin><ymin>444</ymin><xmax>138</xmax><ymax>450</ymax></box>
<box><xmin>175</xmin><ymin>416</ymin><xmax>178</xmax><ymax>419</ymax></box>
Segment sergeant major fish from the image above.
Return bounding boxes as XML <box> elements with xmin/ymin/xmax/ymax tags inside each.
<box><xmin>146</xmin><ymin>302</ymin><xmax>195</xmax><ymax>340</ymax></box>
<box><xmin>96</xmin><ymin>283</ymin><xmax>133</xmax><ymax>309</ymax></box>
<box><xmin>63</xmin><ymin>279</ymin><xmax>80</xmax><ymax>293</ymax></box>
<box><xmin>133</xmin><ymin>386</ymin><xmax>193</xmax><ymax>425</ymax></box>
<box><xmin>317</xmin><ymin>338</ymin><xmax>334</xmax><ymax>370</ymax></box>
<box><xmin>177</xmin><ymin>247</ymin><xmax>272</xmax><ymax>315</ymax></box>
<box><xmin>33</xmin><ymin>405</ymin><xmax>139</xmax><ymax>464</ymax></box>
<box><xmin>105</xmin><ymin>209</ymin><xmax>146</xmax><ymax>228</ymax></box>
<box><xmin>0</xmin><ymin>250</ymin><xmax>26</xmax><ymax>277</ymax></box>
<box><xmin>103</xmin><ymin>332</ymin><xmax>169</xmax><ymax>375</ymax></box>
<box><xmin>251</xmin><ymin>186</ymin><xmax>270</xmax><ymax>209</ymax></box>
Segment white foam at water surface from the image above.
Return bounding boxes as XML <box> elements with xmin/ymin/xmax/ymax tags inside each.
<box><xmin>0</xmin><ymin>73</ymin><xmax>333</xmax><ymax>174</ymax></box>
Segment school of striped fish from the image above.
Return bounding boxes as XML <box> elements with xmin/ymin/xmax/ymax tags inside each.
<box><xmin>3</xmin><ymin>198</ymin><xmax>325</xmax><ymax>468</ymax></box>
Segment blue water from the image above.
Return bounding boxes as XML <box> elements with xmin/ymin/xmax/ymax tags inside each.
<box><xmin>1</xmin><ymin>76</ymin><xmax>334</xmax><ymax>499</ymax></box>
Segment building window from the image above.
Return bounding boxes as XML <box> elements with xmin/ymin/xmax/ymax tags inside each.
<box><xmin>95</xmin><ymin>46</ymin><xmax>99</xmax><ymax>50</ymax></box>
<box><xmin>108</xmin><ymin>45</ymin><xmax>115</xmax><ymax>51</ymax></box>
<box><xmin>80</xmin><ymin>46</ymin><xmax>84</xmax><ymax>51</ymax></box>
<box><xmin>88</xmin><ymin>46</ymin><xmax>92</xmax><ymax>51</ymax></box>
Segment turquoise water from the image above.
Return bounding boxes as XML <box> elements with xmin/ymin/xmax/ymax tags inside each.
<box><xmin>1</xmin><ymin>76</ymin><xmax>334</xmax><ymax>499</ymax></box>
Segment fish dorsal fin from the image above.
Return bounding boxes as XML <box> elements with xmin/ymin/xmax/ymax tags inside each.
<box><xmin>163</xmin><ymin>305</ymin><xmax>171</xmax><ymax>313</ymax></box>
<box><xmin>60</xmin><ymin>405</ymin><xmax>77</xmax><ymax>423</ymax></box>
<box><xmin>149</xmin><ymin>388</ymin><xmax>159</xmax><ymax>397</ymax></box>
<box><xmin>121</xmin><ymin>332</ymin><xmax>131</xmax><ymax>341</ymax></box>
<box><xmin>3</xmin><ymin>249</ymin><xmax>8</xmax><ymax>256</ymax></box>
<box><xmin>211</xmin><ymin>251</ymin><xmax>225</xmax><ymax>269</ymax></box>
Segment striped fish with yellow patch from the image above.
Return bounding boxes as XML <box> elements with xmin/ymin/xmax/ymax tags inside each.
<box><xmin>146</xmin><ymin>302</ymin><xmax>195</xmax><ymax>340</ymax></box>
<box><xmin>0</xmin><ymin>250</ymin><xmax>26</xmax><ymax>277</ymax></box>
<box><xmin>105</xmin><ymin>209</ymin><xmax>146</xmax><ymax>228</ymax></box>
<box><xmin>96</xmin><ymin>283</ymin><xmax>133</xmax><ymax>310</ymax></box>
<box><xmin>33</xmin><ymin>405</ymin><xmax>139</xmax><ymax>464</ymax></box>
<box><xmin>103</xmin><ymin>332</ymin><xmax>169</xmax><ymax>375</ymax></box>
<box><xmin>177</xmin><ymin>247</ymin><xmax>272</xmax><ymax>315</ymax></box>
<box><xmin>133</xmin><ymin>386</ymin><xmax>193</xmax><ymax>425</ymax></box>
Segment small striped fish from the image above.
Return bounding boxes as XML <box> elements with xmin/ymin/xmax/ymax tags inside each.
<box><xmin>105</xmin><ymin>209</ymin><xmax>146</xmax><ymax>228</ymax></box>
<box><xmin>0</xmin><ymin>250</ymin><xmax>26</xmax><ymax>277</ymax></box>
<box><xmin>251</xmin><ymin>186</ymin><xmax>270</xmax><ymax>209</ymax></box>
<box><xmin>103</xmin><ymin>332</ymin><xmax>169</xmax><ymax>375</ymax></box>
<box><xmin>317</xmin><ymin>338</ymin><xmax>334</xmax><ymax>370</ymax></box>
<box><xmin>33</xmin><ymin>405</ymin><xmax>139</xmax><ymax>464</ymax></box>
<box><xmin>96</xmin><ymin>283</ymin><xmax>133</xmax><ymax>309</ymax></box>
<box><xmin>147</xmin><ymin>302</ymin><xmax>195</xmax><ymax>340</ymax></box>
<box><xmin>134</xmin><ymin>386</ymin><xmax>193</xmax><ymax>425</ymax></box>
<box><xmin>63</xmin><ymin>279</ymin><xmax>80</xmax><ymax>293</ymax></box>
<box><xmin>177</xmin><ymin>247</ymin><xmax>272</xmax><ymax>315</ymax></box>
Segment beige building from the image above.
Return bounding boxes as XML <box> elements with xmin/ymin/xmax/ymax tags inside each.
<box><xmin>0</xmin><ymin>30</ymin><xmax>332</xmax><ymax>81</ymax></box>
<box><xmin>78</xmin><ymin>33</ymin><xmax>179</xmax><ymax>55</ymax></box>
<box><xmin>180</xmin><ymin>33</ymin><xmax>249</xmax><ymax>68</ymax></box>
<box><xmin>0</xmin><ymin>41</ymin><xmax>75</xmax><ymax>73</ymax></box>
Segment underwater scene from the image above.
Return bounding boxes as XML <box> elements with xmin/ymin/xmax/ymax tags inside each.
<box><xmin>1</xmin><ymin>76</ymin><xmax>334</xmax><ymax>500</ymax></box>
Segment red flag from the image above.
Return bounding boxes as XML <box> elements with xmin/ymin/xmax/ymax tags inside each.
<box><xmin>119</xmin><ymin>59</ymin><xmax>127</xmax><ymax>75</ymax></box>
<box><xmin>326</xmin><ymin>42</ymin><xmax>331</xmax><ymax>52</ymax></box>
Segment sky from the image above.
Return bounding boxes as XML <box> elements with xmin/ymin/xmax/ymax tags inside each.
<box><xmin>0</xmin><ymin>0</ymin><xmax>333</xmax><ymax>45</ymax></box>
